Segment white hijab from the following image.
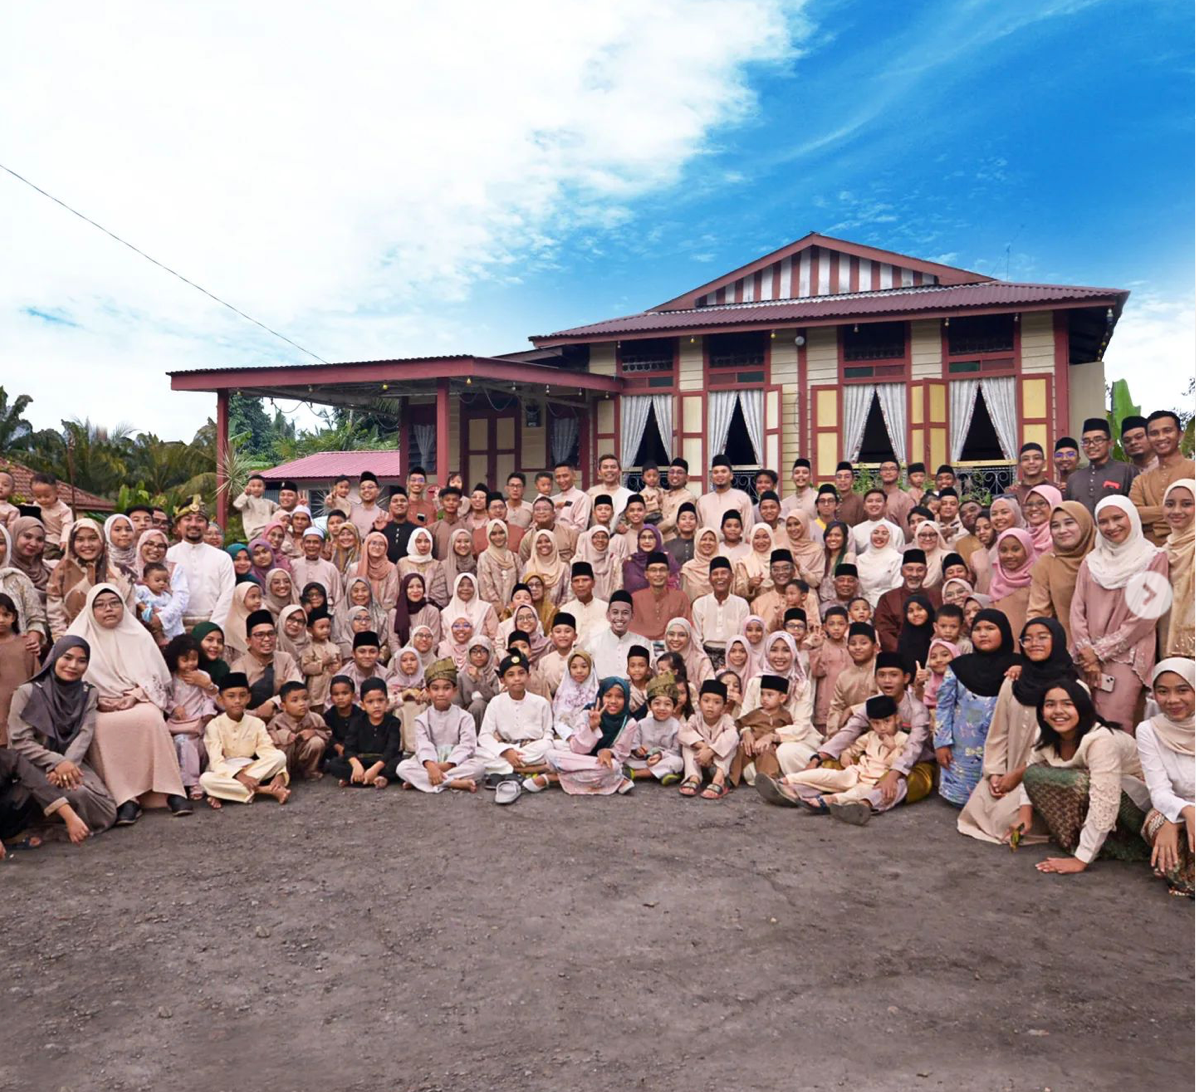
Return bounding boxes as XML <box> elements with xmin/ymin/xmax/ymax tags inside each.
<box><xmin>442</xmin><ymin>572</ymin><xmax>491</xmax><ymax>632</ymax></box>
<box><xmin>1087</xmin><ymin>496</ymin><xmax>1161</xmax><ymax>590</ymax></box>
<box><xmin>65</xmin><ymin>582</ymin><xmax>172</xmax><ymax>708</ymax></box>
<box><xmin>853</xmin><ymin>517</ymin><xmax>905</xmax><ymax>554</ymax></box>
<box><xmin>856</xmin><ymin>523</ymin><xmax>904</xmax><ymax>604</ymax></box>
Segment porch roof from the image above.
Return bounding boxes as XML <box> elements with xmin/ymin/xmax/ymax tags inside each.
<box><xmin>169</xmin><ymin>353</ymin><xmax>623</xmax><ymax>408</ymax></box>
<box><xmin>531</xmin><ymin>280</ymin><xmax>1130</xmax><ymax>346</ymax></box>
<box><xmin>261</xmin><ymin>451</ymin><xmax>405</xmax><ymax>481</ymax></box>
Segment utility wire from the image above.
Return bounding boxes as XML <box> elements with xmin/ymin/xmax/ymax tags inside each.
<box><xmin>0</xmin><ymin>161</ymin><xmax>329</xmax><ymax>365</ymax></box>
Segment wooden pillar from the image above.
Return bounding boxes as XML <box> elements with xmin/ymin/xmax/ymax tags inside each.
<box><xmin>398</xmin><ymin>396</ymin><xmax>410</xmax><ymax>479</ymax></box>
<box><xmin>436</xmin><ymin>379</ymin><xmax>451</xmax><ymax>485</ymax></box>
<box><xmin>215</xmin><ymin>389</ymin><xmax>230</xmax><ymax>530</ymax></box>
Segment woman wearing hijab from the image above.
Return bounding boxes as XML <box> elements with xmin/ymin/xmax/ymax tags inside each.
<box><xmin>535</xmin><ymin>676</ymin><xmax>635</xmax><ymax>796</ymax></box>
<box><xmin>276</xmin><ymin>603</ymin><xmax>310</xmax><ymax>663</ymax></box>
<box><xmin>329</xmin><ymin>522</ymin><xmax>362</xmax><ymax>577</ymax></box>
<box><xmin>574</xmin><ymin>526</ymin><xmax>626</xmax><ymax>601</ymax></box>
<box><xmin>522</xmin><ymin>529</ymin><xmax>570</xmax><ymax>605</ymax></box>
<box><xmin>1136</xmin><ymin>658</ymin><xmax>1195</xmax><ymax>896</ymax></box>
<box><xmin>355</xmin><ymin>531</ymin><xmax>400</xmax><ymax>610</ymax></box>
<box><xmin>47</xmin><ymin>517</ymin><xmax>134</xmax><ymax>641</ymax></box>
<box><xmin>913</xmin><ymin>521</ymin><xmax>950</xmax><ymax>589</ymax></box>
<box><xmin>524</xmin><ymin>575</ymin><xmax>558</xmax><ymax>635</ymax></box>
<box><xmin>680</xmin><ymin>528</ymin><xmax>721</xmax><ymax>601</ymax></box>
<box><xmin>818</xmin><ymin>521</ymin><xmax>855</xmax><ymax>604</ymax></box>
<box><xmin>958</xmin><ymin>617</ymin><xmax>1077</xmax><ymax>844</ymax></box>
<box><xmin>988</xmin><ymin>528</ymin><xmax>1036</xmax><ymax>638</ymax></box>
<box><xmin>663</xmin><ymin>617</ymin><xmax>715</xmax><ymax>686</ymax></box>
<box><xmin>6</xmin><ymin>635</ymin><xmax>118</xmax><ymax>834</ymax></box>
<box><xmin>932</xmin><ymin>608</ymin><xmax>1019</xmax><ymax>806</ymax></box>
<box><xmin>391</xmin><ymin>572</ymin><xmax>442</xmax><ymax>649</ymax></box>
<box><xmin>739</xmin><ymin>615</ymin><xmax>769</xmax><ymax>679</ymax></box>
<box><xmin>1026</xmin><ymin>502</ymin><xmax>1095</xmax><ymax>644</ymax></box>
<box><xmin>1008</xmin><ymin>678</ymin><xmax>1150</xmax><ymax>875</ymax></box>
<box><xmin>191</xmin><ymin>621</ymin><xmax>231</xmax><ymax>688</ymax></box>
<box><xmin>623</xmin><ymin>524</ymin><xmax>678</xmax><ymax>595</ymax></box>
<box><xmin>456</xmin><ymin>635</ymin><xmax>498</xmax><ymax>731</ymax></box>
<box><xmin>65</xmin><ymin>584</ymin><xmax>190</xmax><ymax>824</ymax></box>
<box><xmin>784</xmin><ymin>511</ymin><xmax>827</xmax><ymax>589</ymax></box>
<box><xmin>1160</xmin><ymin>479</ymin><xmax>1194</xmax><ymax>658</ymax></box>
<box><xmin>103</xmin><ymin>513</ymin><xmax>139</xmax><ymax>578</ymax></box>
<box><xmin>8</xmin><ymin>516</ymin><xmax>51</xmax><ymax>604</ymax></box>
<box><xmin>1071</xmin><ymin>496</ymin><xmax>1168</xmax><ymax>728</ymax></box>
<box><xmin>896</xmin><ymin>593</ymin><xmax>936</xmax><ymax>671</ymax></box>
<box><xmin>741</xmin><ymin>631</ymin><xmax>810</xmax><ymax>723</ymax></box>
<box><xmin>335</xmin><ymin>576</ymin><xmax>393</xmax><ymax>662</ymax></box>
<box><xmin>476</xmin><ymin>520</ymin><xmax>521</xmax><ymax>607</ymax></box>
<box><xmin>734</xmin><ymin>524</ymin><xmax>779</xmax><ymax>601</ymax></box>
<box><xmin>223</xmin><ymin>581</ymin><xmax>262</xmax><ymax>658</ymax></box>
<box><xmin>226</xmin><ymin>542</ymin><xmax>253</xmax><ymax>580</ymax></box>
<box><xmin>398</xmin><ymin>528</ymin><xmax>446</xmax><ymax>604</ymax></box>
<box><xmin>0</xmin><ymin>525</ymin><xmax>49</xmax><ymax>652</ymax></box>
<box><xmin>856</xmin><ymin>522</ymin><xmax>904</xmax><ymax>607</ymax></box>
<box><xmin>1023</xmin><ymin>484</ymin><xmax>1064</xmax><ymax>557</ymax></box>
<box><xmin>438</xmin><ymin>527</ymin><xmax>478</xmax><ymax>603</ymax></box>
<box><xmin>388</xmin><ymin>643</ymin><xmax>431</xmax><ymax>752</ymax></box>
<box><xmin>410</xmin><ymin>624</ymin><xmax>439</xmax><ymax>674</ymax></box>
<box><xmin>262</xmin><ymin>567</ymin><xmax>299</xmax><ymax>620</ymax></box>
<box><xmin>441</xmin><ymin>573</ymin><xmax>499</xmax><ymax>641</ymax></box>
<box><xmin>247</xmin><ymin>535</ymin><xmax>290</xmax><ymax>586</ymax></box>
<box><xmin>497</xmin><ymin>603</ymin><xmax>551</xmax><ymax>665</ymax></box>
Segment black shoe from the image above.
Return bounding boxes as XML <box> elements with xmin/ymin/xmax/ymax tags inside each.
<box><xmin>115</xmin><ymin>801</ymin><xmax>141</xmax><ymax>826</ymax></box>
<box><xmin>167</xmin><ymin>794</ymin><xmax>193</xmax><ymax>817</ymax></box>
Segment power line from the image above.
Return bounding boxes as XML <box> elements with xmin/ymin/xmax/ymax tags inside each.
<box><xmin>0</xmin><ymin>161</ymin><xmax>329</xmax><ymax>365</ymax></box>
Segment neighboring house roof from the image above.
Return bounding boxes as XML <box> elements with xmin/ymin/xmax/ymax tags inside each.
<box><xmin>262</xmin><ymin>451</ymin><xmax>405</xmax><ymax>480</ymax></box>
<box><xmin>532</xmin><ymin>280</ymin><xmax>1129</xmax><ymax>346</ymax></box>
<box><xmin>652</xmin><ymin>231</ymin><xmax>994</xmax><ymax>311</ymax></box>
<box><xmin>0</xmin><ymin>458</ymin><xmax>116</xmax><ymax>512</ymax></box>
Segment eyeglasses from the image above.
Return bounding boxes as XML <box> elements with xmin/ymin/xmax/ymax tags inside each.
<box><xmin>1080</xmin><ymin>437</ymin><xmax>1108</xmax><ymax>447</ymax></box>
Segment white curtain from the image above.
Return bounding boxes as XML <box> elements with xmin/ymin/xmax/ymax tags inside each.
<box><xmin>551</xmin><ymin>414</ymin><xmax>580</xmax><ymax>466</ymax></box>
<box><xmin>707</xmin><ymin>391</ymin><xmax>738</xmax><ymax>462</ymax></box>
<box><xmin>842</xmin><ymin>384</ymin><xmax>875</xmax><ymax>462</ymax></box>
<box><xmin>650</xmin><ymin>394</ymin><xmax>674</xmax><ymax>461</ymax></box>
<box><xmin>738</xmin><ymin>389</ymin><xmax>764</xmax><ymax>464</ymax></box>
<box><xmin>619</xmin><ymin>396</ymin><xmax>653</xmax><ymax>469</ymax></box>
<box><xmin>981</xmin><ymin>376</ymin><xmax>1018</xmax><ymax>460</ymax></box>
<box><xmin>949</xmin><ymin>379</ymin><xmax>981</xmax><ymax>461</ymax></box>
<box><xmin>875</xmin><ymin>383</ymin><xmax>907</xmax><ymax>465</ymax></box>
<box><xmin>413</xmin><ymin>424</ymin><xmax>436</xmax><ymax>471</ymax></box>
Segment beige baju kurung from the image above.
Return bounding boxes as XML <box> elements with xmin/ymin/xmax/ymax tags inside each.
<box><xmin>200</xmin><ymin>712</ymin><xmax>289</xmax><ymax>802</ymax></box>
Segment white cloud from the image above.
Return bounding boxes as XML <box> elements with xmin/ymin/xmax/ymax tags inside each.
<box><xmin>1104</xmin><ymin>290</ymin><xmax>1196</xmax><ymax>411</ymax></box>
<box><xmin>0</xmin><ymin>0</ymin><xmax>804</xmax><ymax>435</ymax></box>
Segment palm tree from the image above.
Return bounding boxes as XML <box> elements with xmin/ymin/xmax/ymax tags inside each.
<box><xmin>0</xmin><ymin>387</ymin><xmax>35</xmax><ymax>450</ymax></box>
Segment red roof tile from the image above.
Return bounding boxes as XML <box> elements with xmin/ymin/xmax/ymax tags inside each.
<box><xmin>263</xmin><ymin>451</ymin><xmax>405</xmax><ymax>481</ymax></box>
<box><xmin>533</xmin><ymin>281</ymin><xmax>1129</xmax><ymax>344</ymax></box>
<box><xmin>0</xmin><ymin>459</ymin><xmax>115</xmax><ymax>512</ymax></box>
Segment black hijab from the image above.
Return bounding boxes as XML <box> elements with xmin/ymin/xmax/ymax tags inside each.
<box><xmin>19</xmin><ymin>636</ymin><xmax>93</xmax><ymax>751</ymax></box>
<box><xmin>1012</xmin><ymin>617</ymin><xmax>1078</xmax><ymax>707</ymax></box>
<box><xmin>950</xmin><ymin>609</ymin><xmax>1019</xmax><ymax>697</ymax></box>
<box><xmin>896</xmin><ymin>593</ymin><xmax>935</xmax><ymax>669</ymax></box>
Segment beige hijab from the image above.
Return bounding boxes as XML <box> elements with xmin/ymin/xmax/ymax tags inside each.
<box><xmin>1162</xmin><ymin>480</ymin><xmax>1194</xmax><ymax>657</ymax></box>
<box><xmin>1150</xmin><ymin>658</ymin><xmax>1195</xmax><ymax>755</ymax></box>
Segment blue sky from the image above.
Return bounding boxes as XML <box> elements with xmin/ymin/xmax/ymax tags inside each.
<box><xmin>2</xmin><ymin>0</ymin><xmax>1192</xmax><ymax>435</ymax></box>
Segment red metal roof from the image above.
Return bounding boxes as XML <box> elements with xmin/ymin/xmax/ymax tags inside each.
<box><xmin>532</xmin><ymin>281</ymin><xmax>1129</xmax><ymax>345</ymax></box>
<box><xmin>0</xmin><ymin>459</ymin><xmax>115</xmax><ymax>512</ymax></box>
<box><xmin>262</xmin><ymin>451</ymin><xmax>405</xmax><ymax>480</ymax></box>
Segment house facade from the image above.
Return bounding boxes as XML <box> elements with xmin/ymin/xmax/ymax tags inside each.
<box><xmin>169</xmin><ymin>232</ymin><xmax>1128</xmax><ymax>523</ymax></box>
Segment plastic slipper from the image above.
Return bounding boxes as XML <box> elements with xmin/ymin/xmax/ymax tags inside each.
<box><xmin>495</xmin><ymin>779</ymin><xmax>522</xmax><ymax>805</ymax></box>
<box><xmin>700</xmin><ymin>781</ymin><xmax>729</xmax><ymax>800</ymax></box>
<box><xmin>828</xmin><ymin>801</ymin><xmax>872</xmax><ymax>826</ymax></box>
<box><xmin>522</xmin><ymin>775</ymin><xmax>547</xmax><ymax>793</ymax></box>
<box><xmin>754</xmin><ymin>774</ymin><xmax>801</xmax><ymax>808</ymax></box>
<box><xmin>678</xmin><ymin>778</ymin><xmax>701</xmax><ymax>797</ymax></box>
<box><xmin>800</xmin><ymin>795</ymin><xmax>829</xmax><ymax>815</ymax></box>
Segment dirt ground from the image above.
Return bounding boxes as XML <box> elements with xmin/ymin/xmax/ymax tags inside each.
<box><xmin>1</xmin><ymin>781</ymin><xmax>1191</xmax><ymax>1092</ymax></box>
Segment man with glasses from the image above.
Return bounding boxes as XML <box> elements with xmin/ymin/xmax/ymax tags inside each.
<box><xmin>1063</xmin><ymin>417</ymin><xmax>1138</xmax><ymax>514</ymax></box>
<box><xmin>235</xmin><ymin>609</ymin><xmax>303</xmax><ymax>722</ymax></box>
<box><xmin>1053</xmin><ymin>437</ymin><xmax>1080</xmax><ymax>491</ymax></box>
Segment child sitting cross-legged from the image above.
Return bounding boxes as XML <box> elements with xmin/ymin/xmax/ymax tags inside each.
<box><xmin>396</xmin><ymin>658</ymin><xmax>486</xmax><ymax>793</ymax></box>
<box><xmin>678</xmin><ymin>678</ymin><xmax>739</xmax><ymax>800</ymax></box>
<box><xmin>758</xmin><ymin>694</ymin><xmax>909</xmax><ymax>825</ymax></box>
<box><xmin>623</xmin><ymin>672</ymin><xmax>684</xmax><ymax>785</ymax></box>
<box><xmin>269</xmin><ymin>680</ymin><xmax>331</xmax><ymax>781</ymax></box>
<box><xmin>321</xmin><ymin>675</ymin><xmax>361</xmax><ymax>770</ymax></box>
<box><xmin>326</xmin><ymin>677</ymin><xmax>402</xmax><ymax>789</ymax></box>
<box><xmin>732</xmin><ymin>674</ymin><xmax>792</xmax><ymax>787</ymax></box>
<box><xmin>199</xmin><ymin>672</ymin><xmax>291</xmax><ymax>808</ymax></box>
<box><xmin>531</xmin><ymin>676</ymin><xmax>636</xmax><ymax>796</ymax></box>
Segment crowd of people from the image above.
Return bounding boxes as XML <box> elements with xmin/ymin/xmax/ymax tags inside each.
<box><xmin>0</xmin><ymin>410</ymin><xmax>1192</xmax><ymax>895</ymax></box>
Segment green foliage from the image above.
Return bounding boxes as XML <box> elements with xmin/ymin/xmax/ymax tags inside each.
<box><xmin>0</xmin><ymin>388</ymin><xmax>35</xmax><ymax>450</ymax></box>
<box><xmin>1105</xmin><ymin>378</ymin><xmax>1141</xmax><ymax>462</ymax></box>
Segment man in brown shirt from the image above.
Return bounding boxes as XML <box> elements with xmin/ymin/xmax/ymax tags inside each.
<box><xmin>629</xmin><ymin>551</ymin><xmax>691</xmax><ymax>640</ymax></box>
<box><xmin>518</xmin><ymin>497</ymin><xmax>578</xmax><ymax>564</ymax></box>
<box><xmin>1130</xmin><ymin>410</ymin><xmax>1195</xmax><ymax>545</ymax></box>
<box><xmin>231</xmin><ymin>610</ymin><xmax>303</xmax><ymax>721</ymax></box>
<box><xmin>429</xmin><ymin>486</ymin><xmax>467</xmax><ymax>558</ymax></box>
<box><xmin>834</xmin><ymin>462</ymin><xmax>866</xmax><ymax>527</ymax></box>
<box><xmin>1011</xmin><ymin>442</ymin><xmax>1061</xmax><ymax>507</ymax></box>
<box><xmin>405</xmin><ymin>468</ymin><xmax>438</xmax><ymax>526</ymax></box>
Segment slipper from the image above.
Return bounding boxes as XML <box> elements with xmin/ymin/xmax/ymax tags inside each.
<box><xmin>522</xmin><ymin>775</ymin><xmax>548</xmax><ymax>793</ymax></box>
<box><xmin>2</xmin><ymin>834</ymin><xmax>43</xmax><ymax>853</ymax></box>
<box><xmin>800</xmin><ymin>795</ymin><xmax>829</xmax><ymax>815</ymax></box>
<box><xmin>701</xmin><ymin>781</ymin><xmax>729</xmax><ymax>800</ymax></box>
<box><xmin>660</xmin><ymin>772</ymin><xmax>681</xmax><ymax>786</ymax></box>
<box><xmin>828</xmin><ymin>801</ymin><xmax>872</xmax><ymax>826</ymax></box>
<box><xmin>617</xmin><ymin>778</ymin><xmax>634</xmax><ymax>795</ymax></box>
<box><xmin>495</xmin><ymin>780</ymin><xmax>522</xmax><ymax>805</ymax></box>
<box><xmin>754</xmin><ymin>774</ymin><xmax>801</xmax><ymax>808</ymax></box>
<box><xmin>678</xmin><ymin>778</ymin><xmax>701</xmax><ymax>797</ymax></box>
<box><xmin>483</xmin><ymin>773</ymin><xmax>512</xmax><ymax>791</ymax></box>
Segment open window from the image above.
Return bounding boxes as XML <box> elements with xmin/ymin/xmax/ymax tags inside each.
<box><xmin>958</xmin><ymin>388</ymin><xmax>1005</xmax><ymax>461</ymax></box>
<box><xmin>858</xmin><ymin>394</ymin><xmax>897</xmax><ymax>463</ymax></box>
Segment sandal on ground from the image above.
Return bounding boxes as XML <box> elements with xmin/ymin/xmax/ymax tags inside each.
<box><xmin>800</xmin><ymin>795</ymin><xmax>829</xmax><ymax>815</ymax></box>
<box><xmin>700</xmin><ymin>781</ymin><xmax>729</xmax><ymax>800</ymax></box>
<box><xmin>660</xmin><ymin>772</ymin><xmax>681</xmax><ymax>786</ymax></box>
<box><xmin>754</xmin><ymin>774</ymin><xmax>801</xmax><ymax>808</ymax></box>
<box><xmin>617</xmin><ymin>778</ymin><xmax>634</xmax><ymax>794</ymax></box>
<box><xmin>495</xmin><ymin>780</ymin><xmax>522</xmax><ymax>805</ymax></box>
<box><xmin>827</xmin><ymin>801</ymin><xmax>872</xmax><ymax>826</ymax></box>
<box><xmin>678</xmin><ymin>778</ymin><xmax>701</xmax><ymax>797</ymax></box>
<box><xmin>2</xmin><ymin>834</ymin><xmax>43</xmax><ymax>853</ymax></box>
<box><xmin>522</xmin><ymin>774</ymin><xmax>549</xmax><ymax>793</ymax></box>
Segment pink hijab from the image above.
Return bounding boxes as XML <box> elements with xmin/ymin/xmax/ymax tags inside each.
<box><xmin>1025</xmin><ymin>484</ymin><xmax>1063</xmax><ymax>556</ymax></box>
<box><xmin>989</xmin><ymin>528</ymin><xmax>1036</xmax><ymax>599</ymax></box>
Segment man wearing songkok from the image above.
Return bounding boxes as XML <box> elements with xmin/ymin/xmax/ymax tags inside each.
<box><xmin>167</xmin><ymin>496</ymin><xmax>235</xmax><ymax>629</ymax></box>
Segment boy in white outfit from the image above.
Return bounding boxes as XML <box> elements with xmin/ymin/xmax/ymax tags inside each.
<box><xmin>477</xmin><ymin>653</ymin><xmax>555</xmax><ymax>775</ymax></box>
<box><xmin>397</xmin><ymin>659</ymin><xmax>487</xmax><ymax>792</ymax></box>
<box><xmin>624</xmin><ymin>672</ymin><xmax>684</xmax><ymax>785</ymax></box>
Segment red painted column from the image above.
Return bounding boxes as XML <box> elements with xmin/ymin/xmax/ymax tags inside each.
<box><xmin>215</xmin><ymin>389</ymin><xmax>230</xmax><ymax>529</ymax></box>
<box><xmin>436</xmin><ymin>379</ymin><xmax>451</xmax><ymax>484</ymax></box>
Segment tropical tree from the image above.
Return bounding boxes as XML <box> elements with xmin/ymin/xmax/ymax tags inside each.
<box><xmin>0</xmin><ymin>387</ymin><xmax>35</xmax><ymax>451</ymax></box>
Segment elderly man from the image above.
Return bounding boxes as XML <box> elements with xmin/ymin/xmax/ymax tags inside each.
<box><xmin>873</xmin><ymin>549</ymin><xmax>942</xmax><ymax>653</ymax></box>
<box><xmin>518</xmin><ymin>496</ymin><xmax>577</xmax><ymax>563</ymax></box>
<box><xmin>629</xmin><ymin>551</ymin><xmax>692</xmax><ymax>640</ymax></box>
<box><xmin>291</xmin><ymin>527</ymin><xmax>342</xmax><ymax>609</ymax></box>
<box><xmin>557</xmin><ymin>561</ymin><xmax>608</xmax><ymax>643</ymax></box>
<box><xmin>166</xmin><ymin>496</ymin><xmax>234</xmax><ymax>629</ymax></box>
<box><xmin>691</xmin><ymin>557</ymin><xmax>750</xmax><ymax>668</ymax></box>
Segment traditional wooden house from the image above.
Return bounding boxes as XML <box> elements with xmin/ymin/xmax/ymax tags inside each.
<box><xmin>170</xmin><ymin>232</ymin><xmax>1128</xmax><ymax>522</ymax></box>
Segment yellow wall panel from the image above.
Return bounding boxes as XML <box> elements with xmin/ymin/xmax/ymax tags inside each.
<box><xmin>590</xmin><ymin>342</ymin><xmax>617</xmax><ymax>376</ymax></box>
<box><xmin>496</xmin><ymin>417</ymin><xmax>515</xmax><ymax>448</ymax></box>
<box><xmin>766</xmin><ymin>435</ymin><xmax>780</xmax><ymax>471</ymax></box>
<box><xmin>816</xmin><ymin>388</ymin><xmax>837</xmax><ymax>425</ymax></box>
<box><xmin>1023</xmin><ymin>423</ymin><xmax>1048</xmax><ymax>450</ymax></box>
<box><xmin>929</xmin><ymin>427</ymin><xmax>947</xmax><ymax>472</ymax></box>
<box><xmin>1020</xmin><ymin>312</ymin><xmax>1055</xmax><ymax>374</ymax></box>
<box><xmin>770</xmin><ymin>329</ymin><xmax>798</xmax><ymax>385</ymax></box>
<box><xmin>806</xmin><ymin>327</ymin><xmax>838</xmax><ymax>383</ymax></box>
<box><xmin>817</xmin><ymin>433</ymin><xmax>838</xmax><ymax>479</ymax></box>
<box><xmin>678</xmin><ymin>337</ymin><xmax>704</xmax><ymax>391</ymax></box>
<box><xmin>911</xmin><ymin>394</ymin><xmax>924</xmax><ymax>426</ymax></box>
<box><xmin>1022</xmin><ymin>377</ymin><xmax>1047</xmax><ymax>418</ymax></box>
<box><xmin>766</xmin><ymin>389</ymin><xmax>780</xmax><ymax>426</ymax></box>
<box><xmin>597</xmin><ymin>400</ymin><xmax>615</xmax><ymax>435</ymax></box>
<box><xmin>929</xmin><ymin>384</ymin><xmax>946</xmax><ymax>422</ymax></box>
<box><xmin>682</xmin><ymin>437</ymin><xmax>704</xmax><ymax>469</ymax></box>
<box><xmin>910</xmin><ymin>319</ymin><xmax>943</xmax><ymax>379</ymax></box>
<box><xmin>910</xmin><ymin>427</ymin><xmax>924</xmax><ymax>464</ymax></box>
